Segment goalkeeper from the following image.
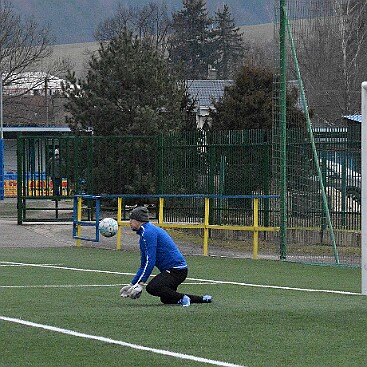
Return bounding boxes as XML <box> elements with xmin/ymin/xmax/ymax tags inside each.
<box><xmin>120</xmin><ymin>206</ymin><xmax>212</xmax><ymax>307</ymax></box>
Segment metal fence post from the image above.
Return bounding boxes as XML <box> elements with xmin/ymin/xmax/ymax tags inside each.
<box><xmin>203</xmin><ymin>197</ymin><xmax>210</xmax><ymax>256</ymax></box>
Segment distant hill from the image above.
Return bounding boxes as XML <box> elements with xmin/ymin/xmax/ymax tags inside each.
<box><xmin>48</xmin><ymin>23</ymin><xmax>274</xmax><ymax>78</ymax></box>
<box><xmin>10</xmin><ymin>0</ymin><xmax>273</xmax><ymax>44</ymax></box>
<box><xmin>240</xmin><ymin>23</ymin><xmax>273</xmax><ymax>43</ymax></box>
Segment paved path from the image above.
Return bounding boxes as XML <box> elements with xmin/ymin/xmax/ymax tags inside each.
<box><xmin>0</xmin><ymin>198</ymin><xmax>248</xmax><ymax>258</ymax></box>
<box><xmin>0</xmin><ymin>217</ymin><xmax>251</xmax><ymax>259</ymax></box>
<box><xmin>0</xmin><ymin>217</ymin><xmax>142</xmax><ymax>250</ymax></box>
<box><xmin>0</xmin><ymin>219</ymin><xmax>75</xmax><ymax>248</ymax></box>
<box><xmin>0</xmin><ymin>198</ymin><xmax>134</xmax><ymax>249</ymax></box>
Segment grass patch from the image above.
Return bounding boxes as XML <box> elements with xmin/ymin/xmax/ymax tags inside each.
<box><xmin>0</xmin><ymin>247</ymin><xmax>366</xmax><ymax>367</ymax></box>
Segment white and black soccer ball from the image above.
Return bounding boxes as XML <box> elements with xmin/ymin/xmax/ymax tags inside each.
<box><xmin>99</xmin><ymin>218</ymin><xmax>118</xmax><ymax>238</ymax></box>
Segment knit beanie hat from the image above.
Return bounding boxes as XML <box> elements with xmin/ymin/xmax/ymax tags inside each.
<box><xmin>129</xmin><ymin>206</ymin><xmax>149</xmax><ymax>222</ymax></box>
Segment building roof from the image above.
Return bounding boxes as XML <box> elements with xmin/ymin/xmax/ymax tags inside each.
<box><xmin>344</xmin><ymin>114</ymin><xmax>362</xmax><ymax>123</ymax></box>
<box><xmin>186</xmin><ymin>80</ymin><xmax>233</xmax><ymax>109</ymax></box>
<box><xmin>2</xmin><ymin>126</ymin><xmax>71</xmax><ymax>133</ymax></box>
<box><xmin>3</xmin><ymin>72</ymin><xmax>64</xmax><ymax>96</ymax></box>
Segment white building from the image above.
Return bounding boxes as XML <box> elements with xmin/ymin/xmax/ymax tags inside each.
<box><xmin>3</xmin><ymin>72</ymin><xmax>64</xmax><ymax>96</ymax></box>
<box><xmin>186</xmin><ymin>79</ymin><xmax>233</xmax><ymax>129</ymax></box>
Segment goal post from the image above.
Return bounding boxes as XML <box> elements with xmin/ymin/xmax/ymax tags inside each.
<box><xmin>276</xmin><ymin>0</ymin><xmax>340</xmax><ymax>264</ymax></box>
<box><xmin>361</xmin><ymin>81</ymin><xmax>367</xmax><ymax>295</ymax></box>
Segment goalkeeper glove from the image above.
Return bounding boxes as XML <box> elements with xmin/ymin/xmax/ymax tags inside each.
<box><xmin>120</xmin><ymin>284</ymin><xmax>133</xmax><ymax>298</ymax></box>
<box><xmin>127</xmin><ymin>283</ymin><xmax>143</xmax><ymax>299</ymax></box>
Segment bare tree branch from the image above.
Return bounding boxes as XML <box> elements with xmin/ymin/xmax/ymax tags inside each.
<box><xmin>0</xmin><ymin>1</ymin><xmax>71</xmax><ymax>125</ymax></box>
<box><xmin>94</xmin><ymin>2</ymin><xmax>171</xmax><ymax>52</ymax></box>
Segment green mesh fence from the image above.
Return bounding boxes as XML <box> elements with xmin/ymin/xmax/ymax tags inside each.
<box><xmin>17</xmin><ymin>127</ymin><xmax>361</xmax><ymax>264</ymax></box>
<box><xmin>159</xmin><ymin>130</ymin><xmax>272</xmax><ymax>196</ymax></box>
<box><xmin>17</xmin><ymin>135</ymin><xmax>156</xmax><ymax>222</ymax></box>
<box><xmin>156</xmin><ymin>130</ymin><xmax>279</xmax><ymax>259</ymax></box>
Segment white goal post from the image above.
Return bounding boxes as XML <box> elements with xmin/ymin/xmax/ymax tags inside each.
<box><xmin>361</xmin><ymin>82</ymin><xmax>367</xmax><ymax>295</ymax></box>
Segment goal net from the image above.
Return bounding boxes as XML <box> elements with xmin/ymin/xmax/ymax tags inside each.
<box><xmin>273</xmin><ymin>0</ymin><xmax>363</xmax><ymax>265</ymax></box>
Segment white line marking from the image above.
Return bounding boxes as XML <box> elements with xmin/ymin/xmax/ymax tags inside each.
<box><xmin>0</xmin><ymin>263</ymin><xmax>64</xmax><ymax>267</ymax></box>
<box><xmin>0</xmin><ymin>284</ymin><xmax>128</xmax><ymax>289</ymax></box>
<box><xmin>0</xmin><ymin>282</ymin><xmax>219</xmax><ymax>289</ymax></box>
<box><xmin>188</xmin><ymin>277</ymin><xmax>362</xmax><ymax>296</ymax></box>
<box><xmin>0</xmin><ymin>261</ymin><xmax>135</xmax><ymax>276</ymax></box>
<box><xmin>0</xmin><ymin>316</ymin><xmax>247</xmax><ymax>367</ymax></box>
<box><xmin>183</xmin><ymin>282</ymin><xmax>220</xmax><ymax>285</ymax></box>
<box><xmin>0</xmin><ymin>261</ymin><xmax>361</xmax><ymax>296</ymax></box>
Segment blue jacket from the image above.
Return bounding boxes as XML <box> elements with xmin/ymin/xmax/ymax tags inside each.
<box><xmin>131</xmin><ymin>222</ymin><xmax>187</xmax><ymax>284</ymax></box>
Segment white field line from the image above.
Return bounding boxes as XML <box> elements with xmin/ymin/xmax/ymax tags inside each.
<box><xmin>0</xmin><ymin>283</ymin><xmax>128</xmax><ymax>289</ymax></box>
<box><xmin>0</xmin><ymin>282</ymin><xmax>218</xmax><ymax>289</ymax></box>
<box><xmin>0</xmin><ymin>316</ymin><xmax>247</xmax><ymax>367</ymax></box>
<box><xmin>0</xmin><ymin>263</ymin><xmax>64</xmax><ymax>267</ymax></box>
<box><xmin>189</xmin><ymin>277</ymin><xmax>362</xmax><ymax>296</ymax></box>
<box><xmin>0</xmin><ymin>261</ymin><xmax>361</xmax><ymax>296</ymax></box>
<box><xmin>0</xmin><ymin>261</ymin><xmax>135</xmax><ymax>276</ymax></box>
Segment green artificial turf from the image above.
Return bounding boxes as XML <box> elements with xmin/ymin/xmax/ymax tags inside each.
<box><xmin>0</xmin><ymin>247</ymin><xmax>366</xmax><ymax>367</ymax></box>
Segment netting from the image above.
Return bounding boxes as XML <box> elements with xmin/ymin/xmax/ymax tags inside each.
<box><xmin>272</xmin><ymin>0</ymin><xmax>363</xmax><ymax>265</ymax></box>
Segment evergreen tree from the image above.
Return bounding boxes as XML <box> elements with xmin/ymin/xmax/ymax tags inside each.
<box><xmin>168</xmin><ymin>0</ymin><xmax>215</xmax><ymax>79</ymax></box>
<box><xmin>210</xmin><ymin>64</ymin><xmax>305</xmax><ymax>130</ymax></box>
<box><xmin>213</xmin><ymin>5</ymin><xmax>245</xmax><ymax>79</ymax></box>
<box><xmin>62</xmin><ymin>31</ymin><xmax>186</xmax><ymax>135</ymax></box>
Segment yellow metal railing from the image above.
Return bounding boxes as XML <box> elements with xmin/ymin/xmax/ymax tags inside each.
<box><xmin>74</xmin><ymin>194</ymin><xmax>280</xmax><ymax>259</ymax></box>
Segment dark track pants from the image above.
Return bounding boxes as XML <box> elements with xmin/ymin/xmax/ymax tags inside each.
<box><xmin>146</xmin><ymin>268</ymin><xmax>204</xmax><ymax>304</ymax></box>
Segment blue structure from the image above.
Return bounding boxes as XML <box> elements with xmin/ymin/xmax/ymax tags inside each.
<box><xmin>0</xmin><ymin>138</ymin><xmax>4</xmax><ymax>200</ymax></box>
<box><xmin>344</xmin><ymin>114</ymin><xmax>362</xmax><ymax>123</ymax></box>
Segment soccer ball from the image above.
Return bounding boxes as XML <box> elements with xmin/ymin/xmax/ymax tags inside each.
<box><xmin>99</xmin><ymin>218</ymin><xmax>118</xmax><ymax>238</ymax></box>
